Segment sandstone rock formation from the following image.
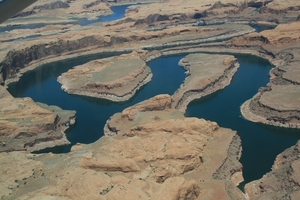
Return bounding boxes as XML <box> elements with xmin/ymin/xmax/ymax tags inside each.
<box><xmin>0</xmin><ymin>86</ymin><xmax>76</xmax><ymax>152</ymax></box>
<box><xmin>58</xmin><ymin>50</ymin><xmax>152</xmax><ymax>101</ymax></box>
<box><xmin>0</xmin><ymin>94</ymin><xmax>245</xmax><ymax>199</ymax></box>
<box><xmin>236</xmin><ymin>22</ymin><xmax>300</xmax><ymax>128</ymax></box>
<box><xmin>0</xmin><ymin>23</ymin><xmax>253</xmax><ymax>86</ymax></box>
<box><xmin>1</xmin><ymin>0</ymin><xmax>300</xmax><ymax>199</ymax></box>
<box><xmin>172</xmin><ymin>53</ymin><xmax>239</xmax><ymax>112</ymax></box>
<box><xmin>245</xmin><ymin>140</ymin><xmax>300</xmax><ymax>199</ymax></box>
<box><xmin>7</xmin><ymin>0</ymin><xmax>112</xmax><ymax>24</ymax></box>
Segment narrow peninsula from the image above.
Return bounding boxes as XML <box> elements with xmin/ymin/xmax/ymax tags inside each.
<box><xmin>58</xmin><ymin>51</ymin><xmax>152</xmax><ymax>102</ymax></box>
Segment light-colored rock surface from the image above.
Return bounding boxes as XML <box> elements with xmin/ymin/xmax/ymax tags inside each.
<box><xmin>2</xmin><ymin>0</ymin><xmax>112</xmax><ymax>25</ymax></box>
<box><xmin>236</xmin><ymin>21</ymin><xmax>300</xmax><ymax>128</ymax></box>
<box><xmin>0</xmin><ymin>23</ymin><xmax>254</xmax><ymax>87</ymax></box>
<box><xmin>259</xmin><ymin>85</ymin><xmax>300</xmax><ymax>111</ymax></box>
<box><xmin>245</xmin><ymin>140</ymin><xmax>300</xmax><ymax>200</ymax></box>
<box><xmin>0</xmin><ymin>86</ymin><xmax>76</xmax><ymax>152</ymax></box>
<box><xmin>172</xmin><ymin>53</ymin><xmax>239</xmax><ymax>112</ymax></box>
<box><xmin>1</xmin><ymin>0</ymin><xmax>300</xmax><ymax>199</ymax></box>
<box><xmin>0</xmin><ymin>94</ymin><xmax>245</xmax><ymax>200</ymax></box>
<box><xmin>58</xmin><ymin>50</ymin><xmax>152</xmax><ymax>101</ymax></box>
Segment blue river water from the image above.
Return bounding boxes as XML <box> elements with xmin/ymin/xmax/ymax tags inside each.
<box><xmin>7</xmin><ymin>53</ymin><xmax>186</xmax><ymax>149</ymax></box>
<box><xmin>4</xmin><ymin>4</ymin><xmax>300</xmax><ymax>186</ymax></box>
<box><xmin>0</xmin><ymin>4</ymin><xmax>131</xmax><ymax>32</ymax></box>
<box><xmin>8</xmin><ymin>53</ymin><xmax>300</xmax><ymax>185</ymax></box>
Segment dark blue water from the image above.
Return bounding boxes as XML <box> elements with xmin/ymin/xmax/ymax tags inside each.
<box><xmin>7</xmin><ymin>54</ymin><xmax>186</xmax><ymax>151</ymax></box>
<box><xmin>185</xmin><ymin>54</ymin><xmax>300</xmax><ymax>184</ymax></box>
<box><xmin>8</xmin><ymin>53</ymin><xmax>300</xmax><ymax>184</ymax></box>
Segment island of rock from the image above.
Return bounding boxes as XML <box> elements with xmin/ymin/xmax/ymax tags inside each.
<box><xmin>0</xmin><ymin>0</ymin><xmax>300</xmax><ymax>199</ymax></box>
<box><xmin>58</xmin><ymin>50</ymin><xmax>152</xmax><ymax>101</ymax></box>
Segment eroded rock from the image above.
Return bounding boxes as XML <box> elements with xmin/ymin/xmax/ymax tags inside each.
<box><xmin>245</xmin><ymin>140</ymin><xmax>300</xmax><ymax>199</ymax></box>
<box><xmin>172</xmin><ymin>53</ymin><xmax>239</xmax><ymax>113</ymax></box>
<box><xmin>58</xmin><ymin>50</ymin><xmax>152</xmax><ymax>101</ymax></box>
<box><xmin>238</xmin><ymin>21</ymin><xmax>300</xmax><ymax>128</ymax></box>
<box><xmin>0</xmin><ymin>94</ymin><xmax>245</xmax><ymax>200</ymax></box>
<box><xmin>0</xmin><ymin>86</ymin><xmax>75</xmax><ymax>152</ymax></box>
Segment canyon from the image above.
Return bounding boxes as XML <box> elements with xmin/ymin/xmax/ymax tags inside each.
<box><xmin>58</xmin><ymin>50</ymin><xmax>152</xmax><ymax>101</ymax></box>
<box><xmin>1</xmin><ymin>0</ymin><xmax>300</xmax><ymax>199</ymax></box>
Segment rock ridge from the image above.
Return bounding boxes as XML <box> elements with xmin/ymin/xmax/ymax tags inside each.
<box><xmin>245</xmin><ymin>140</ymin><xmax>300</xmax><ymax>199</ymax></box>
<box><xmin>0</xmin><ymin>24</ymin><xmax>254</xmax><ymax>86</ymax></box>
<box><xmin>172</xmin><ymin>53</ymin><xmax>239</xmax><ymax>113</ymax></box>
<box><xmin>57</xmin><ymin>51</ymin><xmax>152</xmax><ymax>102</ymax></box>
<box><xmin>0</xmin><ymin>86</ymin><xmax>76</xmax><ymax>152</ymax></box>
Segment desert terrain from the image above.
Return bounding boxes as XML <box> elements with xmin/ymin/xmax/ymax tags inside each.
<box><xmin>1</xmin><ymin>0</ymin><xmax>300</xmax><ymax>199</ymax></box>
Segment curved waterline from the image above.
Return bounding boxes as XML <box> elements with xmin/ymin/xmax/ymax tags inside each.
<box><xmin>185</xmin><ymin>54</ymin><xmax>300</xmax><ymax>185</ymax></box>
<box><xmin>7</xmin><ymin>53</ymin><xmax>187</xmax><ymax>151</ymax></box>
<box><xmin>7</xmin><ymin>51</ymin><xmax>300</xmax><ymax>185</ymax></box>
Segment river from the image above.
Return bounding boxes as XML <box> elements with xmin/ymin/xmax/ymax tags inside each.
<box><xmin>0</xmin><ymin>4</ymin><xmax>132</xmax><ymax>32</ymax></box>
<box><xmin>5</xmin><ymin>5</ymin><xmax>300</xmax><ymax>186</ymax></box>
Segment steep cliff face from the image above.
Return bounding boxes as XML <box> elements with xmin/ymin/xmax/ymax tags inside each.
<box><xmin>0</xmin><ymin>86</ymin><xmax>76</xmax><ymax>152</ymax></box>
<box><xmin>58</xmin><ymin>51</ymin><xmax>152</xmax><ymax>101</ymax></box>
<box><xmin>0</xmin><ymin>94</ymin><xmax>245</xmax><ymax>200</ymax></box>
<box><xmin>10</xmin><ymin>0</ymin><xmax>112</xmax><ymax>20</ymax></box>
<box><xmin>245</xmin><ymin>140</ymin><xmax>300</xmax><ymax>199</ymax></box>
<box><xmin>237</xmin><ymin>22</ymin><xmax>300</xmax><ymax>129</ymax></box>
<box><xmin>172</xmin><ymin>53</ymin><xmax>239</xmax><ymax>113</ymax></box>
<box><xmin>0</xmin><ymin>24</ymin><xmax>252</xmax><ymax>85</ymax></box>
<box><xmin>0</xmin><ymin>35</ymin><xmax>102</xmax><ymax>84</ymax></box>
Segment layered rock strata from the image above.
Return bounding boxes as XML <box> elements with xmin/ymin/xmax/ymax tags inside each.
<box><xmin>0</xmin><ymin>94</ymin><xmax>245</xmax><ymax>200</ymax></box>
<box><xmin>0</xmin><ymin>86</ymin><xmax>76</xmax><ymax>152</ymax></box>
<box><xmin>116</xmin><ymin>0</ymin><xmax>299</xmax><ymax>29</ymax></box>
<box><xmin>236</xmin><ymin>22</ymin><xmax>300</xmax><ymax>128</ymax></box>
<box><xmin>58</xmin><ymin>50</ymin><xmax>152</xmax><ymax>101</ymax></box>
<box><xmin>0</xmin><ymin>24</ymin><xmax>254</xmax><ymax>86</ymax></box>
<box><xmin>2</xmin><ymin>0</ymin><xmax>113</xmax><ymax>25</ymax></box>
<box><xmin>172</xmin><ymin>53</ymin><xmax>239</xmax><ymax>113</ymax></box>
<box><xmin>1</xmin><ymin>0</ymin><xmax>300</xmax><ymax>86</ymax></box>
<box><xmin>245</xmin><ymin>140</ymin><xmax>300</xmax><ymax>199</ymax></box>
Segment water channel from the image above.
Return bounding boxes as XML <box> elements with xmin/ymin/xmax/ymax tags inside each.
<box><xmin>0</xmin><ymin>4</ymin><xmax>132</xmax><ymax>32</ymax></box>
<box><xmin>5</xmin><ymin>5</ymin><xmax>300</xmax><ymax>186</ymax></box>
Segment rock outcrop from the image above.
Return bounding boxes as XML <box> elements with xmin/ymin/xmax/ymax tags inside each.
<box><xmin>0</xmin><ymin>94</ymin><xmax>245</xmax><ymax>199</ymax></box>
<box><xmin>0</xmin><ymin>86</ymin><xmax>76</xmax><ymax>152</ymax></box>
<box><xmin>0</xmin><ymin>24</ymin><xmax>253</xmax><ymax>86</ymax></box>
<box><xmin>245</xmin><ymin>140</ymin><xmax>300</xmax><ymax>199</ymax></box>
<box><xmin>237</xmin><ymin>22</ymin><xmax>300</xmax><ymax>128</ymax></box>
<box><xmin>8</xmin><ymin>0</ymin><xmax>112</xmax><ymax>22</ymax></box>
<box><xmin>172</xmin><ymin>53</ymin><xmax>239</xmax><ymax>113</ymax></box>
<box><xmin>1</xmin><ymin>0</ymin><xmax>300</xmax><ymax>199</ymax></box>
<box><xmin>58</xmin><ymin>50</ymin><xmax>152</xmax><ymax>101</ymax></box>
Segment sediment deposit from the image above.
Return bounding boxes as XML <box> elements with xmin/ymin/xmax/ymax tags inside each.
<box><xmin>0</xmin><ymin>86</ymin><xmax>76</xmax><ymax>152</ymax></box>
<box><xmin>172</xmin><ymin>53</ymin><xmax>239</xmax><ymax>113</ymax></box>
<box><xmin>58</xmin><ymin>50</ymin><xmax>152</xmax><ymax>101</ymax></box>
